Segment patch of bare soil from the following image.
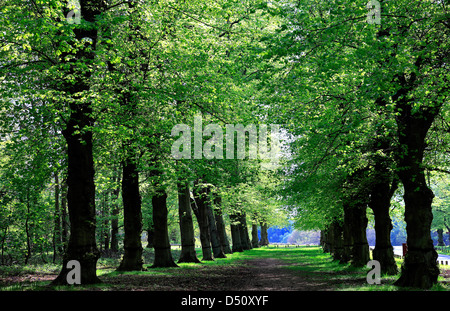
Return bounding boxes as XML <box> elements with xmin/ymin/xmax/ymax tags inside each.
<box><xmin>101</xmin><ymin>264</ymin><xmax>256</xmax><ymax>291</ymax></box>
<box><xmin>241</xmin><ymin>258</ymin><xmax>347</xmax><ymax>291</ymax></box>
<box><xmin>0</xmin><ymin>258</ymin><xmax>374</xmax><ymax>291</ymax></box>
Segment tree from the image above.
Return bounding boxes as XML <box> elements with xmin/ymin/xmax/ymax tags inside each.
<box><xmin>212</xmin><ymin>192</ymin><xmax>232</xmax><ymax>254</ymax></box>
<box><xmin>368</xmin><ymin>150</ymin><xmax>399</xmax><ymax>275</ymax></box>
<box><xmin>192</xmin><ymin>182</ymin><xmax>214</xmax><ymax>260</ymax></box>
<box><xmin>117</xmin><ymin>157</ymin><xmax>144</xmax><ymax>271</ymax></box>
<box><xmin>52</xmin><ymin>0</ymin><xmax>105</xmax><ymax>284</ymax></box>
<box><xmin>1</xmin><ymin>0</ymin><xmax>108</xmax><ymax>284</ymax></box>
<box><xmin>151</xmin><ymin>173</ymin><xmax>179</xmax><ymax>268</ymax></box>
<box><xmin>177</xmin><ymin>181</ymin><xmax>201</xmax><ymax>263</ymax></box>
<box><xmin>430</xmin><ymin>173</ymin><xmax>450</xmax><ymax>245</ymax></box>
<box><xmin>262</xmin><ymin>0</ymin><xmax>448</xmax><ymax>288</ymax></box>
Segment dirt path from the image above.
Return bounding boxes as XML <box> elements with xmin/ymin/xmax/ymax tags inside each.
<box><xmin>0</xmin><ymin>257</ymin><xmax>337</xmax><ymax>291</ymax></box>
<box><xmin>241</xmin><ymin>257</ymin><xmax>335</xmax><ymax>291</ymax></box>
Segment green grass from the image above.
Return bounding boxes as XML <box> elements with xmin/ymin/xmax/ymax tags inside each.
<box><xmin>236</xmin><ymin>246</ymin><xmax>449</xmax><ymax>291</ymax></box>
<box><xmin>1</xmin><ymin>246</ymin><xmax>449</xmax><ymax>291</ymax></box>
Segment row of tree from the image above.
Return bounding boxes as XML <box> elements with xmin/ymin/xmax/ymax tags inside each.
<box><xmin>1</xmin><ymin>0</ymin><xmax>449</xmax><ymax>290</ymax></box>
<box><xmin>0</xmin><ymin>0</ymin><xmax>285</xmax><ymax>284</ymax></box>
<box><xmin>263</xmin><ymin>0</ymin><xmax>450</xmax><ymax>289</ymax></box>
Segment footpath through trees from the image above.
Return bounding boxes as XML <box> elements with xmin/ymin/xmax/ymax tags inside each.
<box><xmin>1</xmin><ymin>247</ymin><xmax>449</xmax><ymax>291</ymax></box>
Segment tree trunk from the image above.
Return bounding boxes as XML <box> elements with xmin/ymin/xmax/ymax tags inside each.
<box><xmin>101</xmin><ymin>192</ymin><xmax>110</xmax><ymax>252</ymax></box>
<box><xmin>1</xmin><ymin>227</ymin><xmax>7</xmax><ymax>265</ymax></box>
<box><xmin>177</xmin><ymin>182</ymin><xmax>200</xmax><ymax>263</ymax></box>
<box><xmin>53</xmin><ymin>116</ymin><xmax>100</xmax><ymax>284</ymax></box>
<box><xmin>146</xmin><ymin>226</ymin><xmax>154</xmax><ymax>248</ymax></box>
<box><xmin>260</xmin><ymin>222</ymin><xmax>269</xmax><ymax>246</ymax></box>
<box><xmin>238</xmin><ymin>213</ymin><xmax>251</xmax><ymax>250</ymax></box>
<box><xmin>213</xmin><ymin>195</ymin><xmax>232</xmax><ymax>254</ymax></box>
<box><xmin>350</xmin><ymin>204</ymin><xmax>370</xmax><ymax>267</ymax></box>
<box><xmin>117</xmin><ymin>158</ymin><xmax>144</xmax><ymax>271</ymax></box>
<box><xmin>330</xmin><ymin>220</ymin><xmax>344</xmax><ymax>261</ymax></box>
<box><xmin>207</xmin><ymin>201</ymin><xmax>226</xmax><ymax>258</ymax></box>
<box><xmin>341</xmin><ymin>202</ymin><xmax>353</xmax><ymax>263</ymax></box>
<box><xmin>152</xmin><ymin>189</ymin><xmax>178</xmax><ymax>268</ymax></box>
<box><xmin>369</xmin><ymin>165</ymin><xmax>398</xmax><ymax>275</ymax></box>
<box><xmin>437</xmin><ymin>229</ymin><xmax>445</xmax><ymax>247</ymax></box>
<box><xmin>342</xmin><ymin>170</ymin><xmax>370</xmax><ymax>267</ymax></box>
<box><xmin>244</xmin><ymin>217</ymin><xmax>252</xmax><ymax>250</ymax></box>
<box><xmin>151</xmin><ymin>187</ymin><xmax>178</xmax><ymax>268</ymax></box>
<box><xmin>60</xmin><ymin>179</ymin><xmax>68</xmax><ymax>251</ymax></box>
<box><xmin>230</xmin><ymin>214</ymin><xmax>244</xmax><ymax>252</ymax></box>
<box><xmin>110</xmin><ymin>199</ymin><xmax>119</xmax><ymax>253</ymax></box>
<box><xmin>192</xmin><ymin>184</ymin><xmax>214</xmax><ymax>260</ymax></box>
<box><xmin>393</xmin><ymin>88</ymin><xmax>440</xmax><ymax>289</ymax></box>
<box><xmin>53</xmin><ymin>172</ymin><xmax>62</xmax><ymax>263</ymax></box>
<box><xmin>251</xmin><ymin>224</ymin><xmax>260</xmax><ymax>248</ymax></box>
<box><xmin>327</xmin><ymin>223</ymin><xmax>335</xmax><ymax>254</ymax></box>
<box><xmin>110</xmin><ymin>170</ymin><xmax>120</xmax><ymax>253</ymax></box>
<box><xmin>394</xmin><ymin>180</ymin><xmax>439</xmax><ymax>288</ymax></box>
<box><xmin>52</xmin><ymin>104</ymin><xmax>100</xmax><ymax>284</ymax></box>
<box><xmin>205</xmin><ymin>189</ymin><xmax>226</xmax><ymax>258</ymax></box>
<box><xmin>52</xmin><ymin>0</ymin><xmax>103</xmax><ymax>285</ymax></box>
<box><xmin>320</xmin><ymin>229</ymin><xmax>331</xmax><ymax>253</ymax></box>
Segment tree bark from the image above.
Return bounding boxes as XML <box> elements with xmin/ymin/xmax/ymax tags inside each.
<box><xmin>53</xmin><ymin>172</ymin><xmax>62</xmax><ymax>263</ymax></box>
<box><xmin>393</xmin><ymin>81</ymin><xmax>440</xmax><ymax>289</ymax></box>
<box><xmin>149</xmin><ymin>159</ymin><xmax>178</xmax><ymax>267</ymax></box>
<box><xmin>110</xmin><ymin>197</ymin><xmax>119</xmax><ymax>253</ymax></box>
<box><xmin>53</xmin><ymin>115</ymin><xmax>100</xmax><ymax>284</ymax></box>
<box><xmin>260</xmin><ymin>222</ymin><xmax>269</xmax><ymax>246</ymax></box>
<box><xmin>52</xmin><ymin>102</ymin><xmax>101</xmax><ymax>284</ymax></box>
<box><xmin>330</xmin><ymin>220</ymin><xmax>344</xmax><ymax>261</ymax></box>
<box><xmin>117</xmin><ymin>158</ymin><xmax>144</xmax><ymax>271</ymax></box>
<box><xmin>60</xmin><ymin>179</ymin><xmax>68</xmax><ymax>251</ymax></box>
<box><xmin>341</xmin><ymin>202</ymin><xmax>353</xmax><ymax>263</ymax></box>
<box><xmin>251</xmin><ymin>224</ymin><xmax>260</xmax><ymax>248</ymax></box>
<box><xmin>110</xmin><ymin>169</ymin><xmax>120</xmax><ymax>253</ymax></box>
<box><xmin>207</xmin><ymin>200</ymin><xmax>226</xmax><ymax>258</ymax></box>
<box><xmin>342</xmin><ymin>170</ymin><xmax>370</xmax><ymax>267</ymax></box>
<box><xmin>101</xmin><ymin>192</ymin><xmax>110</xmax><ymax>252</ymax></box>
<box><xmin>151</xmin><ymin>187</ymin><xmax>178</xmax><ymax>268</ymax></box>
<box><xmin>238</xmin><ymin>213</ymin><xmax>251</xmax><ymax>250</ymax></box>
<box><xmin>369</xmin><ymin>164</ymin><xmax>399</xmax><ymax>275</ymax></box>
<box><xmin>52</xmin><ymin>0</ymin><xmax>103</xmax><ymax>285</ymax></box>
<box><xmin>192</xmin><ymin>184</ymin><xmax>214</xmax><ymax>260</ymax></box>
<box><xmin>146</xmin><ymin>226</ymin><xmax>154</xmax><ymax>248</ymax></box>
<box><xmin>213</xmin><ymin>195</ymin><xmax>232</xmax><ymax>254</ymax></box>
<box><xmin>230</xmin><ymin>213</ymin><xmax>244</xmax><ymax>252</ymax></box>
<box><xmin>437</xmin><ymin>229</ymin><xmax>445</xmax><ymax>247</ymax></box>
<box><xmin>320</xmin><ymin>229</ymin><xmax>331</xmax><ymax>253</ymax></box>
<box><xmin>177</xmin><ymin>182</ymin><xmax>200</xmax><ymax>263</ymax></box>
<box><xmin>350</xmin><ymin>204</ymin><xmax>370</xmax><ymax>267</ymax></box>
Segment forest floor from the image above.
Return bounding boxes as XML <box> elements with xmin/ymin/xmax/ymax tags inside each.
<box><xmin>0</xmin><ymin>246</ymin><xmax>449</xmax><ymax>291</ymax></box>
